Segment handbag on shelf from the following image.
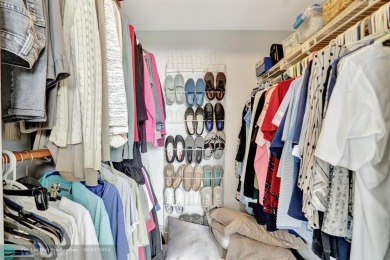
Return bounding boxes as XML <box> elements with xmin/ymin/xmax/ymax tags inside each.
<box><xmin>270</xmin><ymin>44</ymin><xmax>284</xmax><ymax>65</ymax></box>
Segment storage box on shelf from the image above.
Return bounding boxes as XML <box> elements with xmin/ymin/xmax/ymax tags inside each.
<box><xmin>259</xmin><ymin>59</ymin><xmax>285</xmax><ymax>82</ymax></box>
<box><xmin>282</xmin><ymin>31</ymin><xmax>301</xmax><ymax>57</ymax></box>
<box><xmin>255</xmin><ymin>57</ymin><xmax>273</xmax><ymax>77</ymax></box>
<box><xmin>297</xmin><ymin>5</ymin><xmax>324</xmax><ymax>43</ymax></box>
<box><xmin>323</xmin><ymin>0</ymin><xmax>354</xmax><ymax>25</ymax></box>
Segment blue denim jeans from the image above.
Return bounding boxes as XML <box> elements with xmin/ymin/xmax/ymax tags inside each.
<box><xmin>1</xmin><ymin>0</ymin><xmax>47</xmax><ymax>122</ymax></box>
<box><xmin>0</xmin><ymin>0</ymin><xmax>46</xmax><ymax>68</ymax></box>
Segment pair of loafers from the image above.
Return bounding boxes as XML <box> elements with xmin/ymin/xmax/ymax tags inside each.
<box><xmin>184</xmin><ymin>135</ymin><xmax>204</xmax><ymax>164</ymax></box>
<box><xmin>165</xmin><ymin>135</ymin><xmax>185</xmax><ymax>163</ymax></box>
<box><xmin>204</xmin><ymin>102</ymin><xmax>225</xmax><ymax>132</ymax></box>
<box><xmin>185</xmin><ymin>107</ymin><xmax>204</xmax><ymax>135</ymax></box>
<box><xmin>185</xmin><ymin>78</ymin><xmax>206</xmax><ymax>107</ymax></box>
<box><xmin>165</xmin><ymin>74</ymin><xmax>185</xmax><ymax>105</ymax></box>
<box><xmin>204</xmin><ymin>72</ymin><xmax>226</xmax><ymax>100</ymax></box>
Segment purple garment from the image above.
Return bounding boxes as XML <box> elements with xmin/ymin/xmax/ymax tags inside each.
<box><xmin>83</xmin><ymin>179</ymin><xmax>129</xmax><ymax>260</ymax></box>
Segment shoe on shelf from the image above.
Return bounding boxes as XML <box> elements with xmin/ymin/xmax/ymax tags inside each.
<box><xmin>184</xmin><ymin>107</ymin><xmax>195</xmax><ymax>135</ymax></box>
<box><xmin>195</xmin><ymin>106</ymin><xmax>205</xmax><ymax>135</ymax></box>
<box><xmin>183</xmin><ymin>164</ymin><xmax>193</xmax><ymax>192</ymax></box>
<box><xmin>204</xmin><ymin>72</ymin><xmax>215</xmax><ymax>100</ymax></box>
<box><xmin>194</xmin><ymin>136</ymin><xmax>204</xmax><ymax>164</ymax></box>
<box><xmin>174</xmin><ymin>74</ymin><xmax>185</xmax><ymax>104</ymax></box>
<box><xmin>185</xmin><ymin>135</ymin><xmax>195</xmax><ymax>164</ymax></box>
<box><xmin>203</xmin><ymin>132</ymin><xmax>216</xmax><ymax>160</ymax></box>
<box><xmin>164</xmin><ymin>75</ymin><xmax>175</xmax><ymax>105</ymax></box>
<box><xmin>201</xmin><ymin>187</ymin><xmax>213</xmax><ymax>212</ymax></box>
<box><xmin>164</xmin><ymin>164</ymin><xmax>174</xmax><ymax>188</ymax></box>
<box><xmin>172</xmin><ymin>164</ymin><xmax>184</xmax><ymax>189</ymax></box>
<box><xmin>195</xmin><ymin>78</ymin><xmax>206</xmax><ymax>107</ymax></box>
<box><xmin>215</xmin><ymin>72</ymin><xmax>226</xmax><ymax>100</ymax></box>
<box><xmin>214</xmin><ymin>102</ymin><xmax>225</xmax><ymax>131</ymax></box>
<box><xmin>213</xmin><ymin>186</ymin><xmax>224</xmax><ymax>209</ymax></box>
<box><xmin>214</xmin><ymin>131</ymin><xmax>226</xmax><ymax>160</ymax></box>
<box><xmin>164</xmin><ymin>187</ymin><xmax>175</xmax><ymax>214</ymax></box>
<box><xmin>175</xmin><ymin>135</ymin><xmax>186</xmax><ymax>162</ymax></box>
<box><xmin>204</xmin><ymin>103</ymin><xmax>214</xmax><ymax>132</ymax></box>
<box><xmin>165</xmin><ymin>135</ymin><xmax>176</xmax><ymax>163</ymax></box>
<box><xmin>192</xmin><ymin>164</ymin><xmax>203</xmax><ymax>191</ymax></box>
<box><xmin>213</xmin><ymin>165</ymin><xmax>224</xmax><ymax>187</ymax></box>
<box><xmin>191</xmin><ymin>214</ymin><xmax>204</xmax><ymax>225</ymax></box>
<box><xmin>184</xmin><ymin>78</ymin><xmax>196</xmax><ymax>107</ymax></box>
<box><xmin>179</xmin><ymin>214</ymin><xmax>193</xmax><ymax>223</ymax></box>
<box><xmin>175</xmin><ymin>188</ymin><xmax>185</xmax><ymax>214</ymax></box>
<box><xmin>203</xmin><ymin>165</ymin><xmax>213</xmax><ymax>187</ymax></box>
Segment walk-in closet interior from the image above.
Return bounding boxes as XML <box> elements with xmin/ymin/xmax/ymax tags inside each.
<box><xmin>1</xmin><ymin>0</ymin><xmax>390</xmax><ymax>259</ymax></box>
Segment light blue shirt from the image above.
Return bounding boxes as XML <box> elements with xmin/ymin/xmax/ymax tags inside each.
<box><xmin>39</xmin><ymin>172</ymin><xmax>117</xmax><ymax>260</ymax></box>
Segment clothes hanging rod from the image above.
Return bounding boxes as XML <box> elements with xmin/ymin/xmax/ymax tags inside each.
<box><xmin>2</xmin><ymin>149</ymin><xmax>51</xmax><ymax>163</ymax></box>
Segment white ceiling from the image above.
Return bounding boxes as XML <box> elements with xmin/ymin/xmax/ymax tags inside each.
<box><xmin>121</xmin><ymin>0</ymin><xmax>324</xmax><ymax>31</ymax></box>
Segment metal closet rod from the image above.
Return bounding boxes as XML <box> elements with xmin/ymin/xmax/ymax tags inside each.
<box><xmin>2</xmin><ymin>149</ymin><xmax>51</xmax><ymax>163</ymax></box>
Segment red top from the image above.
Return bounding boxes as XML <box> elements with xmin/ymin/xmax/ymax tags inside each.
<box><xmin>261</xmin><ymin>78</ymin><xmax>295</xmax><ymax>142</ymax></box>
<box><xmin>261</xmin><ymin>78</ymin><xmax>295</xmax><ymax>212</ymax></box>
<box><xmin>129</xmin><ymin>25</ymin><xmax>139</xmax><ymax>142</ymax></box>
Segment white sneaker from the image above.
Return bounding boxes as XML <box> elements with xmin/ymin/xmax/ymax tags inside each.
<box><xmin>175</xmin><ymin>188</ymin><xmax>185</xmax><ymax>214</ymax></box>
<box><xmin>164</xmin><ymin>188</ymin><xmax>175</xmax><ymax>214</ymax></box>
<box><xmin>184</xmin><ymin>191</ymin><xmax>191</xmax><ymax>205</ymax></box>
<box><xmin>213</xmin><ymin>186</ymin><xmax>223</xmax><ymax>208</ymax></box>
<box><xmin>201</xmin><ymin>187</ymin><xmax>213</xmax><ymax>212</ymax></box>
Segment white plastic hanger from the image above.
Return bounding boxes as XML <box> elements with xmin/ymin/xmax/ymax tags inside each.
<box><xmin>25</xmin><ymin>151</ymin><xmax>34</xmax><ymax>177</ymax></box>
<box><xmin>3</xmin><ymin>150</ymin><xmax>16</xmax><ymax>181</ymax></box>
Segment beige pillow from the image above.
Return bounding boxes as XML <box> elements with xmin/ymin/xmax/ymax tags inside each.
<box><xmin>209</xmin><ymin>208</ymin><xmax>307</xmax><ymax>250</ymax></box>
<box><xmin>226</xmin><ymin>234</ymin><xmax>296</xmax><ymax>260</ymax></box>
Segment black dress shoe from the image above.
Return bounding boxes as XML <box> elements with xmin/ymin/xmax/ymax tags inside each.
<box><xmin>215</xmin><ymin>102</ymin><xmax>225</xmax><ymax>131</ymax></box>
<box><xmin>204</xmin><ymin>103</ymin><xmax>213</xmax><ymax>132</ymax></box>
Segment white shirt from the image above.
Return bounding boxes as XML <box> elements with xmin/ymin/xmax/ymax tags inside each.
<box><xmin>59</xmin><ymin>197</ymin><xmax>102</xmax><ymax>260</ymax></box>
<box><xmin>315</xmin><ymin>43</ymin><xmax>390</xmax><ymax>260</ymax></box>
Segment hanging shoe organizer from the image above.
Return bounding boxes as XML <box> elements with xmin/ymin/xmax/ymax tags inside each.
<box><xmin>162</xmin><ymin>62</ymin><xmax>227</xmax><ymax>234</ymax></box>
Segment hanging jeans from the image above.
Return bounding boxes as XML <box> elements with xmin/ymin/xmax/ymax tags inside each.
<box><xmin>1</xmin><ymin>0</ymin><xmax>47</xmax><ymax>122</ymax></box>
<box><xmin>0</xmin><ymin>0</ymin><xmax>46</xmax><ymax>68</ymax></box>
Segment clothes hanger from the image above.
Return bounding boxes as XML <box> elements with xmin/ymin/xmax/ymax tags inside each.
<box><xmin>45</xmin><ymin>171</ymin><xmax>61</xmax><ymax>178</ymax></box>
<box><xmin>2</xmin><ymin>151</ymin><xmax>33</xmax><ymax>192</ymax></box>
<box><xmin>4</xmin><ymin>233</ymin><xmax>38</xmax><ymax>257</ymax></box>
<box><xmin>4</xmin><ymin>198</ymin><xmax>64</xmax><ymax>242</ymax></box>
<box><xmin>101</xmin><ymin>162</ymin><xmax>119</xmax><ymax>184</ymax></box>
<box><xmin>375</xmin><ymin>32</ymin><xmax>390</xmax><ymax>45</ymax></box>
<box><xmin>4</xmin><ymin>226</ymin><xmax>51</xmax><ymax>254</ymax></box>
<box><xmin>25</xmin><ymin>150</ymin><xmax>34</xmax><ymax>176</ymax></box>
<box><xmin>3</xmin><ymin>150</ymin><xmax>17</xmax><ymax>181</ymax></box>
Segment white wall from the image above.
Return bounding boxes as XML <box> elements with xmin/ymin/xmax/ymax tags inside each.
<box><xmin>138</xmin><ymin>30</ymin><xmax>290</xmax><ymax>224</ymax></box>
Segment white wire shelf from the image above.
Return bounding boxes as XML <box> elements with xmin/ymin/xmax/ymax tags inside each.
<box><xmin>259</xmin><ymin>0</ymin><xmax>389</xmax><ymax>82</ymax></box>
<box><xmin>165</xmin><ymin>63</ymin><xmax>227</xmax><ymax>75</ymax></box>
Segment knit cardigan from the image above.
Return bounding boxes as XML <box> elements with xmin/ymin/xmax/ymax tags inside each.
<box><xmin>50</xmin><ymin>0</ymin><xmax>102</xmax><ymax>171</ymax></box>
<box><xmin>104</xmin><ymin>0</ymin><xmax>128</xmax><ymax>137</ymax></box>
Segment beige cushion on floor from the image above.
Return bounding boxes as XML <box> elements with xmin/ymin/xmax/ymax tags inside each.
<box><xmin>226</xmin><ymin>234</ymin><xmax>296</xmax><ymax>260</ymax></box>
<box><xmin>209</xmin><ymin>207</ymin><xmax>306</xmax><ymax>250</ymax></box>
<box><xmin>211</xmin><ymin>226</ymin><xmax>230</xmax><ymax>250</ymax></box>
